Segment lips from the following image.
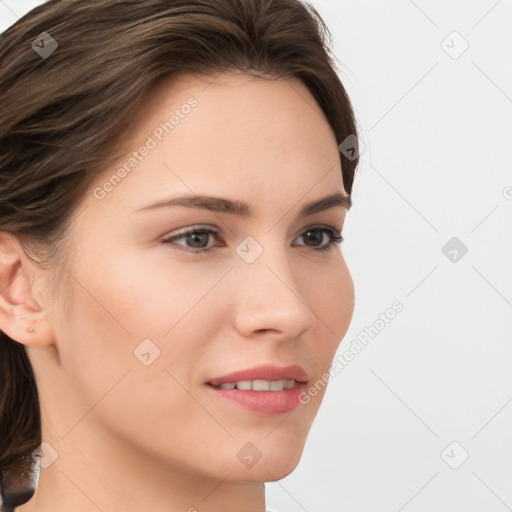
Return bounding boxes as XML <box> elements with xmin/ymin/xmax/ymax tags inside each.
<box><xmin>205</xmin><ymin>364</ymin><xmax>309</xmax><ymax>415</ymax></box>
<box><xmin>207</xmin><ymin>364</ymin><xmax>308</xmax><ymax>387</ymax></box>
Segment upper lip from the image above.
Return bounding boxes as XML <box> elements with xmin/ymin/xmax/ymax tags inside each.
<box><xmin>207</xmin><ymin>364</ymin><xmax>308</xmax><ymax>387</ymax></box>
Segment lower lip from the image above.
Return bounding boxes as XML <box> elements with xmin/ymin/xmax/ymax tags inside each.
<box><xmin>206</xmin><ymin>383</ymin><xmax>307</xmax><ymax>416</ymax></box>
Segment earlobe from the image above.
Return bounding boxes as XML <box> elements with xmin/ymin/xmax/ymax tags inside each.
<box><xmin>0</xmin><ymin>231</ymin><xmax>55</xmax><ymax>347</ymax></box>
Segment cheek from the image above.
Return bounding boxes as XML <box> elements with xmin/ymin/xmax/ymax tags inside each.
<box><xmin>57</xmin><ymin>250</ymin><xmax>229</xmax><ymax>398</ymax></box>
<box><xmin>301</xmin><ymin>255</ymin><xmax>355</xmax><ymax>403</ymax></box>
<box><xmin>67</xmin><ymin>249</ymin><xmax>227</xmax><ymax>341</ymax></box>
<box><xmin>334</xmin><ymin>260</ymin><xmax>355</xmax><ymax>336</ymax></box>
<box><xmin>306</xmin><ymin>255</ymin><xmax>355</xmax><ymax>342</ymax></box>
<box><xmin>55</xmin><ymin>253</ymin><xmax>227</xmax><ymax>462</ymax></box>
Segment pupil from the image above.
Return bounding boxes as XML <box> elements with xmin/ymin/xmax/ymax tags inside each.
<box><xmin>305</xmin><ymin>229</ymin><xmax>322</xmax><ymax>246</ymax></box>
<box><xmin>188</xmin><ymin>232</ymin><xmax>208</xmax><ymax>248</ymax></box>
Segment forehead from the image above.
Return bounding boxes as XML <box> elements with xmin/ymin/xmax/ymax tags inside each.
<box><xmin>132</xmin><ymin>70</ymin><xmax>339</xmax><ymax>158</ymax></box>
<box><xmin>87</xmin><ymin>71</ymin><xmax>345</xmax><ymax>214</ymax></box>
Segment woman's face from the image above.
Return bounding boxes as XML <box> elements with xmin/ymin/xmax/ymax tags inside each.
<box><xmin>37</xmin><ymin>72</ymin><xmax>354</xmax><ymax>482</ymax></box>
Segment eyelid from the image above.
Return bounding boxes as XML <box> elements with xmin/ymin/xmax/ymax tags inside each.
<box><xmin>163</xmin><ymin>224</ymin><xmax>216</xmax><ymax>239</ymax></box>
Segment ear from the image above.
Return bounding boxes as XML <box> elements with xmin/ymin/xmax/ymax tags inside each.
<box><xmin>0</xmin><ymin>231</ymin><xmax>56</xmax><ymax>347</ymax></box>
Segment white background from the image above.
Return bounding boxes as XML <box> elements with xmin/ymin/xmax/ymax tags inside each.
<box><xmin>1</xmin><ymin>1</ymin><xmax>511</xmax><ymax>511</ymax></box>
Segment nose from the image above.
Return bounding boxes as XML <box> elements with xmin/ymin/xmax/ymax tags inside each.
<box><xmin>230</xmin><ymin>242</ymin><xmax>317</xmax><ymax>342</ymax></box>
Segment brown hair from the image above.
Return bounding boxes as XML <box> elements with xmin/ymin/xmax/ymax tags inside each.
<box><xmin>0</xmin><ymin>0</ymin><xmax>359</xmax><ymax>502</ymax></box>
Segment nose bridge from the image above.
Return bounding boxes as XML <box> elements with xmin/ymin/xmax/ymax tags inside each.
<box><xmin>230</xmin><ymin>234</ymin><xmax>315</xmax><ymax>337</ymax></box>
<box><xmin>235</xmin><ymin>234</ymin><xmax>298</xmax><ymax>295</ymax></box>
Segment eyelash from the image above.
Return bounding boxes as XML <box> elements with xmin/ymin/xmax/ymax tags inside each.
<box><xmin>162</xmin><ymin>226</ymin><xmax>344</xmax><ymax>254</ymax></box>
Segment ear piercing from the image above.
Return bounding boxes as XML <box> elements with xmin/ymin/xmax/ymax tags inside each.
<box><xmin>26</xmin><ymin>326</ymin><xmax>35</xmax><ymax>333</ymax></box>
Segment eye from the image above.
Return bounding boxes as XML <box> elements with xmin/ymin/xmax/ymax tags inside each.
<box><xmin>161</xmin><ymin>225</ymin><xmax>344</xmax><ymax>253</ymax></box>
<box><xmin>293</xmin><ymin>226</ymin><xmax>344</xmax><ymax>252</ymax></box>
<box><xmin>162</xmin><ymin>227</ymin><xmax>219</xmax><ymax>253</ymax></box>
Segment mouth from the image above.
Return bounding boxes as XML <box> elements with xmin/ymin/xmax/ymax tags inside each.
<box><xmin>207</xmin><ymin>379</ymin><xmax>301</xmax><ymax>391</ymax></box>
<box><xmin>205</xmin><ymin>364</ymin><xmax>308</xmax><ymax>415</ymax></box>
<box><xmin>206</xmin><ymin>364</ymin><xmax>308</xmax><ymax>387</ymax></box>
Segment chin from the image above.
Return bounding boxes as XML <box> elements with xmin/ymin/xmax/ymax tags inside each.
<box><xmin>231</xmin><ymin>461</ymin><xmax>302</xmax><ymax>484</ymax></box>
<box><xmin>238</xmin><ymin>443</ymin><xmax>305</xmax><ymax>482</ymax></box>
<box><xmin>264</xmin><ymin>458</ymin><xmax>301</xmax><ymax>482</ymax></box>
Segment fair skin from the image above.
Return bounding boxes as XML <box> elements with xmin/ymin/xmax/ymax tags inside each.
<box><xmin>0</xmin><ymin>71</ymin><xmax>354</xmax><ymax>512</ymax></box>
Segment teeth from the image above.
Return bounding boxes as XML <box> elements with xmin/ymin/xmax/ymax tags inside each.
<box><xmin>217</xmin><ymin>379</ymin><xmax>297</xmax><ymax>391</ymax></box>
<box><xmin>253</xmin><ymin>379</ymin><xmax>270</xmax><ymax>391</ymax></box>
<box><xmin>284</xmin><ymin>379</ymin><xmax>295</xmax><ymax>389</ymax></box>
<box><xmin>270</xmin><ymin>380</ymin><xmax>284</xmax><ymax>390</ymax></box>
<box><xmin>218</xmin><ymin>382</ymin><xmax>235</xmax><ymax>389</ymax></box>
<box><xmin>236</xmin><ymin>380</ymin><xmax>252</xmax><ymax>390</ymax></box>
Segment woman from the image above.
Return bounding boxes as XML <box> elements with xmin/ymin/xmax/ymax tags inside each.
<box><xmin>0</xmin><ymin>0</ymin><xmax>360</xmax><ymax>510</ymax></box>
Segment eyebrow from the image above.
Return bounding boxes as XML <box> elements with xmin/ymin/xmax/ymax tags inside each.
<box><xmin>135</xmin><ymin>191</ymin><xmax>352</xmax><ymax>216</ymax></box>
